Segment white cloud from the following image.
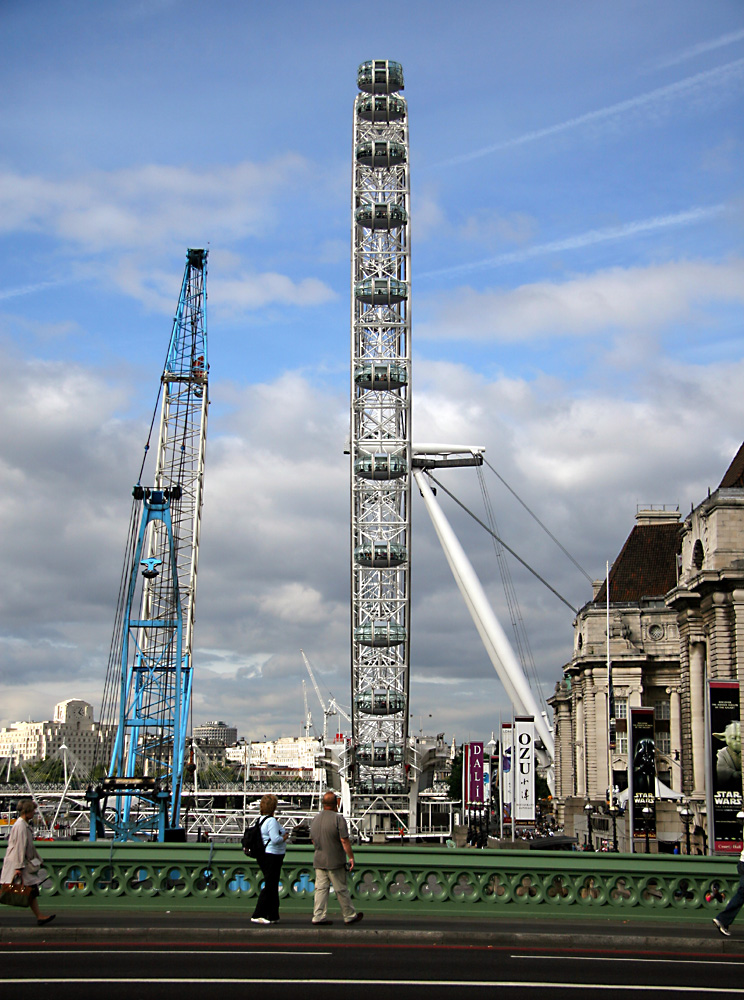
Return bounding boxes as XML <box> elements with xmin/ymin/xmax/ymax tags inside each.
<box><xmin>3</xmin><ymin>346</ymin><xmax>744</xmax><ymax>740</ymax></box>
<box><xmin>418</xmin><ymin>258</ymin><xmax>744</xmax><ymax>342</ymax></box>
<box><xmin>0</xmin><ymin>157</ymin><xmax>309</xmax><ymax>251</ymax></box>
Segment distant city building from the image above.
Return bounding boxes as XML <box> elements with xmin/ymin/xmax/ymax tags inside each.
<box><xmin>193</xmin><ymin>721</ymin><xmax>237</xmax><ymax>746</ymax></box>
<box><xmin>0</xmin><ymin>699</ymin><xmax>116</xmax><ymax>770</ymax></box>
<box><xmin>225</xmin><ymin>736</ymin><xmax>323</xmax><ymax>779</ymax></box>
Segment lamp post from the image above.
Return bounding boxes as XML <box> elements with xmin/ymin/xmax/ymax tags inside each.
<box><xmin>584</xmin><ymin>801</ymin><xmax>594</xmax><ymax>851</ymax></box>
<box><xmin>487</xmin><ymin>734</ymin><xmax>497</xmax><ymax>842</ymax></box>
<box><xmin>608</xmin><ymin>802</ymin><xmax>620</xmax><ymax>853</ymax></box>
<box><xmin>678</xmin><ymin>802</ymin><xmax>692</xmax><ymax>855</ymax></box>
<box><xmin>642</xmin><ymin>806</ymin><xmax>651</xmax><ymax>854</ymax></box>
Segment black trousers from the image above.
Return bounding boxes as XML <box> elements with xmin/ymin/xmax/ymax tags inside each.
<box><xmin>252</xmin><ymin>852</ymin><xmax>284</xmax><ymax>921</ymax></box>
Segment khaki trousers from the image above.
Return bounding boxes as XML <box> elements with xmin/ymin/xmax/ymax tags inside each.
<box><xmin>312</xmin><ymin>866</ymin><xmax>357</xmax><ymax>922</ymax></box>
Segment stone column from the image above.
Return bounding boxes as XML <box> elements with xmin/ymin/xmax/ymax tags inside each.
<box><xmin>668</xmin><ymin>685</ymin><xmax>682</xmax><ymax>792</ymax></box>
<box><xmin>592</xmin><ymin>670</ymin><xmax>609</xmax><ymax>800</ymax></box>
<box><xmin>575</xmin><ymin>695</ymin><xmax>585</xmax><ymax>797</ymax></box>
<box><xmin>689</xmin><ymin>640</ymin><xmax>707</xmax><ymax>795</ymax></box>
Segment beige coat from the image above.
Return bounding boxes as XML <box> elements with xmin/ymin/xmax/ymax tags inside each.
<box><xmin>1</xmin><ymin>817</ymin><xmax>48</xmax><ymax>887</ymax></box>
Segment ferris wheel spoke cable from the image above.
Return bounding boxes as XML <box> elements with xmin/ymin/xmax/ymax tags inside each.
<box><xmin>483</xmin><ymin>457</ymin><xmax>593</xmax><ymax>583</ymax></box>
<box><xmin>424</xmin><ymin>470</ymin><xmax>579</xmax><ymax>615</ymax></box>
<box><xmin>476</xmin><ymin>466</ymin><xmax>548</xmax><ymax>717</ymax></box>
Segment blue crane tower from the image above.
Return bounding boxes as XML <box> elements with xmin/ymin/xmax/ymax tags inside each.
<box><xmin>88</xmin><ymin>249</ymin><xmax>209</xmax><ymax>841</ymax></box>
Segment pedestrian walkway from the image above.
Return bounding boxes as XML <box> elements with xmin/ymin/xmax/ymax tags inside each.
<box><xmin>1</xmin><ymin>904</ymin><xmax>742</xmax><ymax>953</ymax></box>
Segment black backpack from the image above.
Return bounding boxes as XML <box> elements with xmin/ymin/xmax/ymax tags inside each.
<box><xmin>242</xmin><ymin>816</ymin><xmax>268</xmax><ymax>858</ymax></box>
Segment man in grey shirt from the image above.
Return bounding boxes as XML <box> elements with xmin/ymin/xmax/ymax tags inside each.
<box><xmin>309</xmin><ymin>790</ymin><xmax>364</xmax><ymax>925</ymax></box>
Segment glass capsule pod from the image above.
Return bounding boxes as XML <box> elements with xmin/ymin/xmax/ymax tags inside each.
<box><xmin>356</xmin><ymin>688</ymin><xmax>406</xmax><ymax>715</ymax></box>
<box><xmin>357</xmin><ymin>60</ymin><xmax>404</xmax><ymax>95</ymax></box>
<box><xmin>353</xmin><ymin>453</ymin><xmax>407</xmax><ymax>480</ymax></box>
<box><xmin>354</xmin><ymin>541</ymin><xmax>407</xmax><ymax>567</ymax></box>
<box><xmin>357</xmin><ymin>779</ymin><xmax>407</xmax><ymax>795</ymax></box>
<box><xmin>354</xmin><ymin>277</ymin><xmax>408</xmax><ymax>305</ymax></box>
<box><xmin>357</xmin><ymin>94</ymin><xmax>406</xmax><ymax>123</ymax></box>
<box><xmin>355</xmin><ymin>140</ymin><xmax>406</xmax><ymax>168</ymax></box>
<box><xmin>356</xmin><ymin>742</ymin><xmax>405</xmax><ymax>766</ymax></box>
<box><xmin>354</xmin><ymin>620</ymin><xmax>407</xmax><ymax>647</ymax></box>
<box><xmin>353</xmin><ymin>361</ymin><xmax>408</xmax><ymax>391</ymax></box>
<box><xmin>355</xmin><ymin>202</ymin><xmax>408</xmax><ymax>231</ymax></box>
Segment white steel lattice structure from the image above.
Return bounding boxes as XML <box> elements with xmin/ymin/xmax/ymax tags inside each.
<box><xmin>350</xmin><ymin>60</ymin><xmax>411</xmax><ymax>794</ymax></box>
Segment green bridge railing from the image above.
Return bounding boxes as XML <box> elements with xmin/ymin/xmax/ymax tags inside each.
<box><xmin>1</xmin><ymin>842</ymin><xmax>735</xmax><ymax>915</ymax></box>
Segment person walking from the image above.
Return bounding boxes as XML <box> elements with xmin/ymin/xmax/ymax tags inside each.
<box><xmin>309</xmin><ymin>790</ymin><xmax>363</xmax><ymax>926</ymax></box>
<box><xmin>713</xmin><ymin>845</ymin><xmax>744</xmax><ymax>936</ymax></box>
<box><xmin>250</xmin><ymin>794</ymin><xmax>289</xmax><ymax>925</ymax></box>
<box><xmin>0</xmin><ymin>798</ymin><xmax>55</xmax><ymax>926</ymax></box>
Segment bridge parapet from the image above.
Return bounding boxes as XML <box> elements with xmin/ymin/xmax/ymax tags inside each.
<box><xmin>0</xmin><ymin>842</ymin><xmax>733</xmax><ymax>914</ymax></box>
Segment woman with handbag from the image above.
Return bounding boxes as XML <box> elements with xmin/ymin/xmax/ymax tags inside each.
<box><xmin>250</xmin><ymin>794</ymin><xmax>289</xmax><ymax>924</ymax></box>
<box><xmin>0</xmin><ymin>798</ymin><xmax>55</xmax><ymax>925</ymax></box>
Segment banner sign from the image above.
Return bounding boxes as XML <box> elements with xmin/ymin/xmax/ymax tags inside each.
<box><xmin>514</xmin><ymin>717</ymin><xmax>535</xmax><ymax>822</ymax></box>
<box><xmin>465</xmin><ymin>741</ymin><xmax>484</xmax><ymax>804</ymax></box>
<box><xmin>629</xmin><ymin>707</ymin><xmax>656</xmax><ymax>843</ymax></box>
<box><xmin>709</xmin><ymin>681</ymin><xmax>743</xmax><ymax>854</ymax></box>
<box><xmin>500</xmin><ymin>723</ymin><xmax>513</xmax><ymax>825</ymax></box>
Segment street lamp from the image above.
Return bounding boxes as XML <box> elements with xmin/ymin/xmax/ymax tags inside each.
<box><xmin>608</xmin><ymin>802</ymin><xmax>621</xmax><ymax>853</ymax></box>
<box><xmin>677</xmin><ymin>801</ymin><xmax>692</xmax><ymax>855</ymax></box>
<box><xmin>642</xmin><ymin>806</ymin><xmax>652</xmax><ymax>854</ymax></box>
<box><xmin>584</xmin><ymin>801</ymin><xmax>594</xmax><ymax>851</ymax></box>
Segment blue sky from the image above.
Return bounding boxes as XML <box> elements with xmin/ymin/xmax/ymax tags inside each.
<box><xmin>1</xmin><ymin>1</ymin><xmax>743</xmax><ymax>743</ymax></box>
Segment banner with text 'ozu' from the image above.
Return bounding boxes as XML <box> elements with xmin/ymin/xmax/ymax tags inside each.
<box><xmin>514</xmin><ymin>717</ymin><xmax>535</xmax><ymax>822</ymax></box>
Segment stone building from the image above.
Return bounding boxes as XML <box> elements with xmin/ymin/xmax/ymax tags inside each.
<box><xmin>0</xmin><ymin>699</ymin><xmax>115</xmax><ymax>772</ymax></box>
<box><xmin>550</xmin><ymin>442</ymin><xmax>744</xmax><ymax>851</ymax></box>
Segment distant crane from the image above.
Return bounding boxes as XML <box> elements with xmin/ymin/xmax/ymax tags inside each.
<box><xmin>302</xmin><ymin>680</ymin><xmax>314</xmax><ymax>737</ymax></box>
<box><xmin>89</xmin><ymin>249</ymin><xmax>209</xmax><ymax>841</ymax></box>
<box><xmin>300</xmin><ymin>649</ymin><xmax>340</xmax><ymax>744</ymax></box>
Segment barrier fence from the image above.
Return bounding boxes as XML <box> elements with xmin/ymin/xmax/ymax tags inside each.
<box><xmin>1</xmin><ymin>842</ymin><xmax>737</xmax><ymax>915</ymax></box>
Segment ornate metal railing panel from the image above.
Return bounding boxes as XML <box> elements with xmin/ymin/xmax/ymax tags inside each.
<box><xmin>1</xmin><ymin>843</ymin><xmax>735</xmax><ymax>914</ymax></box>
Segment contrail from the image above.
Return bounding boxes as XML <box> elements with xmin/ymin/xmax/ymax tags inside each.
<box><xmin>439</xmin><ymin>58</ymin><xmax>744</xmax><ymax>167</ymax></box>
<box><xmin>419</xmin><ymin>205</ymin><xmax>725</xmax><ymax>279</ymax></box>
<box><xmin>651</xmin><ymin>29</ymin><xmax>744</xmax><ymax>70</ymax></box>
<box><xmin>0</xmin><ymin>279</ymin><xmax>67</xmax><ymax>301</ymax></box>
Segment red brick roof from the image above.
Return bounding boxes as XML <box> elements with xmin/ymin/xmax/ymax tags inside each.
<box><xmin>594</xmin><ymin>522</ymin><xmax>680</xmax><ymax>604</ymax></box>
<box><xmin>720</xmin><ymin>441</ymin><xmax>744</xmax><ymax>489</ymax></box>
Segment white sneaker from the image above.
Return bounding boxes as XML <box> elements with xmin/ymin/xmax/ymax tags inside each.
<box><xmin>251</xmin><ymin>917</ymin><xmax>270</xmax><ymax>924</ymax></box>
<box><xmin>713</xmin><ymin>918</ymin><xmax>731</xmax><ymax>937</ymax></box>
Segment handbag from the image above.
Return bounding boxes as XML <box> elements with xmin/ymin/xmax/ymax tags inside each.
<box><xmin>0</xmin><ymin>875</ymin><xmax>33</xmax><ymax>908</ymax></box>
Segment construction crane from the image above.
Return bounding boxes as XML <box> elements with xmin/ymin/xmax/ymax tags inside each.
<box><xmin>302</xmin><ymin>680</ymin><xmax>314</xmax><ymax>737</ymax></box>
<box><xmin>300</xmin><ymin>649</ymin><xmax>338</xmax><ymax>744</ymax></box>
<box><xmin>89</xmin><ymin>249</ymin><xmax>209</xmax><ymax>841</ymax></box>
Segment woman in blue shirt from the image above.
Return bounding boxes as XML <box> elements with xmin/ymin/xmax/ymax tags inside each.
<box><xmin>251</xmin><ymin>794</ymin><xmax>288</xmax><ymax>924</ymax></box>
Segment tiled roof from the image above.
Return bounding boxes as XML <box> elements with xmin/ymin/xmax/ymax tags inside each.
<box><xmin>719</xmin><ymin>441</ymin><xmax>744</xmax><ymax>489</ymax></box>
<box><xmin>594</xmin><ymin>522</ymin><xmax>680</xmax><ymax>603</ymax></box>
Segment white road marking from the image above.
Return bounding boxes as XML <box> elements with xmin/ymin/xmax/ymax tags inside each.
<box><xmin>513</xmin><ymin>955</ymin><xmax>744</xmax><ymax>967</ymax></box>
<box><xmin>0</xmin><ymin>980</ymin><xmax>742</xmax><ymax>992</ymax></box>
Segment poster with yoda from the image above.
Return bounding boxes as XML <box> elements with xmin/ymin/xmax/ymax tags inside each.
<box><xmin>710</xmin><ymin>681</ymin><xmax>743</xmax><ymax>853</ymax></box>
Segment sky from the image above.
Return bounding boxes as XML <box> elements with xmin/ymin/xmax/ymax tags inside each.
<box><xmin>1</xmin><ymin>0</ymin><xmax>743</xmax><ymax>748</ymax></box>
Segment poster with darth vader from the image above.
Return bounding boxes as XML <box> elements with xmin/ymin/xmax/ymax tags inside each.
<box><xmin>629</xmin><ymin>707</ymin><xmax>656</xmax><ymax>846</ymax></box>
<box><xmin>709</xmin><ymin>681</ymin><xmax>743</xmax><ymax>854</ymax></box>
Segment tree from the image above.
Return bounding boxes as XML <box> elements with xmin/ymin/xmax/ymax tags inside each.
<box><xmin>447</xmin><ymin>747</ymin><xmax>463</xmax><ymax>800</ymax></box>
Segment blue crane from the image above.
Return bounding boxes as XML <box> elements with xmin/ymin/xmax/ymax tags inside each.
<box><xmin>88</xmin><ymin>249</ymin><xmax>209</xmax><ymax>841</ymax></box>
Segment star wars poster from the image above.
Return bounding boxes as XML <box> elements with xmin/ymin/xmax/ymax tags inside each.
<box><xmin>709</xmin><ymin>681</ymin><xmax>743</xmax><ymax>854</ymax></box>
<box><xmin>629</xmin><ymin>707</ymin><xmax>656</xmax><ymax>845</ymax></box>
